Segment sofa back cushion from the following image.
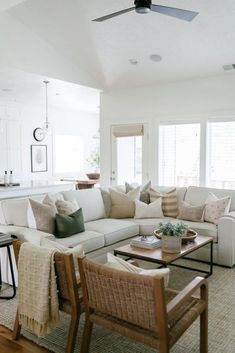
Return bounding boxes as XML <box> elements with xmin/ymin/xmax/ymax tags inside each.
<box><xmin>62</xmin><ymin>188</ymin><xmax>106</xmax><ymax>222</ymax></box>
<box><xmin>185</xmin><ymin>186</ymin><xmax>235</xmax><ymax>212</ymax></box>
<box><xmin>152</xmin><ymin>186</ymin><xmax>187</xmax><ymax>208</ymax></box>
<box><xmin>1</xmin><ymin>195</ymin><xmax>44</xmax><ymax>227</ymax></box>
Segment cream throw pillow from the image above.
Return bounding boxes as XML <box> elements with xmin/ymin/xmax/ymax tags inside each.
<box><xmin>105</xmin><ymin>253</ymin><xmax>170</xmax><ymax>286</ymax></box>
<box><xmin>55</xmin><ymin>199</ymin><xmax>79</xmax><ymax>215</ymax></box>
<box><xmin>149</xmin><ymin>188</ymin><xmax>178</xmax><ymax>218</ymax></box>
<box><xmin>134</xmin><ymin>199</ymin><xmax>163</xmax><ymax>219</ymax></box>
<box><xmin>109</xmin><ymin>187</ymin><xmax>140</xmax><ymax>218</ymax></box>
<box><xmin>204</xmin><ymin>193</ymin><xmax>231</xmax><ymax>224</ymax></box>
<box><xmin>41</xmin><ymin>237</ymin><xmax>84</xmax><ymax>275</ymax></box>
<box><xmin>178</xmin><ymin>202</ymin><xmax>205</xmax><ymax>222</ymax></box>
<box><xmin>28</xmin><ymin>195</ymin><xmax>57</xmax><ymax>234</ymax></box>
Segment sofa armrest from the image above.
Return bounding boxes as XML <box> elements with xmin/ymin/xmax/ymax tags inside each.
<box><xmin>217</xmin><ymin>216</ymin><xmax>235</xmax><ymax>267</ymax></box>
<box><xmin>0</xmin><ymin>225</ymin><xmax>53</xmax><ymax>246</ymax></box>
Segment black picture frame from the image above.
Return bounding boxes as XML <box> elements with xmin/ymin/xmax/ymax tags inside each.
<box><xmin>31</xmin><ymin>145</ymin><xmax>48</xmax><ymax>173</ymax></box>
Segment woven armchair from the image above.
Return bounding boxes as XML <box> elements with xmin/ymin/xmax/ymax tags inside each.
<box><xmin>78</xmin><ymin>256</ymin><xmax>208</xmax><ymax>353</ymax></box>
<box><xmin>12</xmin><ymin>240</ymin><xmax>84</xmax><ymax>353</ymax></box>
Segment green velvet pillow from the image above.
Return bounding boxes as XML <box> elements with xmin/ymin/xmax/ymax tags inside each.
<box><xmin>55</xmin><ymin>208</ymin><xmax>85</xmax><ymax>238</ymax></box>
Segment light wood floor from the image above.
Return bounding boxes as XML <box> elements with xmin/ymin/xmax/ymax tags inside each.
<box><xmin>0</xmin><ymin>325</ymin><xmax>51</xmax><ymax>353</ymax></box>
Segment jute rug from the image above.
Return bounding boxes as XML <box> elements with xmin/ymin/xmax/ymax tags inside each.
<box><xmin>0</xmin><ymin>262</ymin><xmax>235</xmax><ymax>353</ymax></box>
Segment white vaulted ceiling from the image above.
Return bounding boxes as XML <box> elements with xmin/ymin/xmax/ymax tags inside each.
<box><xmin>2</xmin><ymin>0</ymin><xmax>235</xmax><ymax>89</ymax></box>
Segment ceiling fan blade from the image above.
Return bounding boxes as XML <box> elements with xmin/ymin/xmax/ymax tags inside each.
<box><xmin>151</xmin><ymin>4</ymin><xmax>198</xmax><ymax>22</ymax></box>
<box><xmin>93</xmin><ymin>7</ymin><xmax>135</xmax><ymax>22</ymax></box>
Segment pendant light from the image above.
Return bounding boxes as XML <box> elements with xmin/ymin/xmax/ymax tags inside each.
<box><xmin>43</xmin><ymin>80</ymin><xmax>52</xmax><ymax>135</ymax></box>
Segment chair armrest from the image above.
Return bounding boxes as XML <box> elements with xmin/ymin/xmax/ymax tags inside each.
<box><xmin>167</xmin><ymin>276</ymin><xmax>208</xmax><ymax>319</ymax></box>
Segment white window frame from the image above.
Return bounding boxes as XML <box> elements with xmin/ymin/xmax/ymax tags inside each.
<box><xmin>158</xmin><ymin>120</ymin><xmax>201</xmax><ymax>187</ymax></box>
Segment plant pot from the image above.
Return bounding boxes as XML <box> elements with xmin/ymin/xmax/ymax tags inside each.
<box><xmin>161</xmin><ymin>235</ymin><xmax>181</xmax><ymax>253</ymax></box>
<box><xmin>86</xmin><ymin>173</ymin><xmax>100</xmax><ymax>180</ymax></box>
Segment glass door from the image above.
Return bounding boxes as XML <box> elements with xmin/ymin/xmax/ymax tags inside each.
<box><xmin>111</xmin><ymin>124</ymin><xmax>148</xmax><ymax>186</ymax></box>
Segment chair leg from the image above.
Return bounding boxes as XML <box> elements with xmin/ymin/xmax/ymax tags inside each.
<box><xmin>12</xmin><ymin>310</ymin><xmax>22</xmax><ymax>340</ymax></box>
<box><xmin>200</xmin><ymin>308</ymin><xmax>208</xmax><ymax>353</ymax></box>
<box><xmin>80</xmin><ymin>316</ymin><xmax>93</xmax><ymax>353</ymax></box>
<box><xmin>65</xmin><ymin>312</ymin><xmax>80</xmax><ymax>353</ymax></box>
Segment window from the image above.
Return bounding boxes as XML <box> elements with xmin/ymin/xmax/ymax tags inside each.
<box><xmin>159</xmin><ymin>123</ymin><xmax>200</xmax><ymax>186</ymax></box>
<box><xmin>54</xmin><ymin>135</ymin><xmax>84</xmax><ymax>174</ymax></box>
<box><xmin>207</xmin><ymin>121</ymin><xmax>235</xmax><ymax>189</ymax></box>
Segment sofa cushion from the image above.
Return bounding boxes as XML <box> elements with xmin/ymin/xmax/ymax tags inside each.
<box><xmin>63</xmin><ymin>189</ymin><xmax>106</xmax><ymax>222</ymax></box>
<box><xmin>152</xmin><ymin>186</ymin><xmax>187</xmax><ymax>207</ymax></box>
<box><xmin>55</xmin><ymin>199</ymin><xmax>79</xmax><ymax>215</ymax></box>
<box><xmin>126</xmin><ymin>180</ymin><xmax>151</xmax><ymax>204</ymax></box>
<box><xmin>149</xmin><ymin>188</ymin><xmax>178</xmax><ymax>218</ymax></box>
<box><xmin>1</xmin><ymin>196</ymin><xmax>44</xmax><ymax>227</ymax></box>
<box><xmin>29</xmin><ymin>197</ymin><xmax>57</xmax><ymax>234</ymax></box>
<box><xmin>109</xmin><ymin>187</ymin><xmax>140</xmax><ymax>219</ymax></box>
<box><xmin>55</xmin><ymin>208</ymin><xmax>85</xmax><ymax>238</ymax></box>
<box><xmin>134</xmin><ymin>199</ymin><xmax>163</xmax><ymax>219</ymax></box>
<box><xmin>204</xmin><ymin>193</ymin><xmax>231</xmax><ymax>225</ymax></box>
<box><xmin>178</xmin><ymin>202</ymin><xmax>205</xmax><ymax>222</ymax></box>
<box><xmin>54</xmin><ymin>230</ymin><xmax>105</xmax><ymax>253</ymax></box>
<box><xmin>85</xmin><ymin>218</ymin><xmax>139</xmax><ymax>246</ymax></box>
<box><xmin>185</xmin><ymin>186</ymin><xmax>235</xmax><ymax>212</ymax></box>
<box><xmin>129</xmin><ymin>217</ymin><xmax>218</xmax><ymax>240</ymax></box>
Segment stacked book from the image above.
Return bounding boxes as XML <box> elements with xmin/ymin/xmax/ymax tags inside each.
<box><xmin>130</xmin><ymin>236</ymin><xmax>161</xmax><ymax>249</ymax></box>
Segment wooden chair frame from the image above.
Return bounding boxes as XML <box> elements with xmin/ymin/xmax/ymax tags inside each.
<box><xmin>78</xmin><ymin>256</ymin><xmax>208</xmax><ymax>353</ymax></box>
<box><xmin>12</xmin><ymin>240</ymin><xmax>84</xmax><ymax>353</ymax></box>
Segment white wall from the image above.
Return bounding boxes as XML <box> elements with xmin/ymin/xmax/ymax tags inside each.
<box><xmin>0</xmin><ymin>100</ymin><xmax>99</xmax><ymax>181</ymax></box>
<box><xmin>100</xmin><ymin>74</ymin><xmax>235</xmax><ymax>186</ymax></box>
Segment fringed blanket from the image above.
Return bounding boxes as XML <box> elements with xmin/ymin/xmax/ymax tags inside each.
<box><xmin>18</xmin><ymin>243</ymin><xmax>60</xmax><ymax>337</ymax></box>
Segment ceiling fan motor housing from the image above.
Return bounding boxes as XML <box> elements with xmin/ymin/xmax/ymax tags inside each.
<box><xmin>134</xmin><ymin>0</ymin><xmax>152</xmax><ymax>13</ymax></box>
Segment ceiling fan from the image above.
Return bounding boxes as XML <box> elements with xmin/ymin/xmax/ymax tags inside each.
<box><xmin>93</xmin><ymin>0</ymin><xmax>198</xmax><ymax>22</ymax></box>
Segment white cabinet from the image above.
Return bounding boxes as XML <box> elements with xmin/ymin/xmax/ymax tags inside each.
<box><xmin>0</xmin><ymin>120</ymin><xmax>22</xmax><ymax>180</ymax></box>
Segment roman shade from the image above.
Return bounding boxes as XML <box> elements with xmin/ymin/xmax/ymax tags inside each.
<box><xmin>112</xmin><ymin>124</ymin><xmax>144</xmax><ymax>137</ymax></box>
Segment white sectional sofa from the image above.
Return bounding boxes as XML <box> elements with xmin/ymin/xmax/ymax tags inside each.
<box><xmin>1</xmin><ymin>185</ymin><xmax>235</xmax><ymax>285</ymax></box>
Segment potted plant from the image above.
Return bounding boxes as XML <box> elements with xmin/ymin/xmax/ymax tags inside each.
<box><xmin>86</xmin><ymin>148</ymin><xmax>100</xmax><ymax>180</ymax></box>
<box><xmin>155</xmin><ymin>222</ymin><xmax>188</xmax><ymax>253</ymax></box>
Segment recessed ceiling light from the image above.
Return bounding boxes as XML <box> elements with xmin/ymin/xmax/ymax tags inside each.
<box><xmin>2</xmin><ymin>88</ymin><xmax>12</xmax><ymax>92</ymax></box>
<box><xmin>149</xmin><ymin>54</ymin><xmax>162</xmax><ymax>62</ymax></box>
<box><xmin>129</xmin><ymin>59</ymin><xmax>138</xmax><ymax>65</ymax></box>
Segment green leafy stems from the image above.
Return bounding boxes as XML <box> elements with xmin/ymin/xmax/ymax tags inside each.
<box><xmin>158</xmin><ymin>222</ymin><xmax>188</xmax><ymax>237</ymax></box>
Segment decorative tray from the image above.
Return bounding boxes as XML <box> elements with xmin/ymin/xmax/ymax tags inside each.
<box><xmin>153</xmin><ymin>229</ymin><xmax>198</xmax><ymax>244</ymax></box>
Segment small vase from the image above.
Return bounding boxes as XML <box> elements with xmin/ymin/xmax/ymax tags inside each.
<box><xmin>162</xmin><ymin>235</ymin><xmax>181</xmax><ymax>253</ymax></box>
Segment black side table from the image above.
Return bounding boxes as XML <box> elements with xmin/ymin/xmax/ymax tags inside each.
<box><xmin>0</xmin><ymin>236</ymin><xmax>16</xmax><ymax>299</ymax></box>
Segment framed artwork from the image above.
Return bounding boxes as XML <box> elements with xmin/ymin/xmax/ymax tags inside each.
<box><xmin>31</xmin><ymin>145</ymin><xmax>48</xmax><ymax>173</ymax></box>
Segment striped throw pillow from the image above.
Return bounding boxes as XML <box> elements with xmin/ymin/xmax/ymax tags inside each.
<box><xmin>149</xmin><ymin>188</ymin><xmax>178</xmax><ymax>218</ymax></box>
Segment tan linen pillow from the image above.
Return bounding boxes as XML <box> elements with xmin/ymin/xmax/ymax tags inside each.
<box><xmin>55</xmin><ymin>199</ymin><xmax>79</xmax><ymax>215</ymax></box>
<box><xmin>178</xmin><ymin>202</ymin><xmax>205</xmax><ymax>222</ymax></box>
<box><xmin>149</xmin><ymin>188</ymin><xmax>178</xmax><ymax>218</ymax></box>
<box><xmin>204</xmin><ymin>193</ymin><xmax>231</xmax><ymax>224</ymax></box>
<box><xmin>109</xmin><ymin>187</ymin><xmax>140</xmax><ymax>219</ymax></box>
<box><xmin>29</xmin><ymin>196</ymin><xmax>57</xmax><ymax>234</ymax></box>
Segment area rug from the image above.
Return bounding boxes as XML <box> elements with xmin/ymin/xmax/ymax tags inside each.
<box><xmin>0</xmin><ymin>262</ymin><xmax>235</xmax><ymax>353</ymax></box>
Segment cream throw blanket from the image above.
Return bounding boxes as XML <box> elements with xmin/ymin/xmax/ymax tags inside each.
<box><xmin>18</xmin><ymin>243</ymin><xmax>60</xmax><ymax>337</ymax></box>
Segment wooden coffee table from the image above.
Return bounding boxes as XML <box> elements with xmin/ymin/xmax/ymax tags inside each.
<box><xmin>114</xmin><ymin>235</ymin><xmax>213</xmax><ymax>277</ymax></box>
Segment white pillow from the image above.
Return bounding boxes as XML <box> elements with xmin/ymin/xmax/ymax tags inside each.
<box><xmin>55</xmin><ymin>199</ymin><xmax>79</xmax><ymax>215</ymax></box>
<box><xmin>105</xmin><ymin>253</ymin><xmax>170</xmax><ymax>286</ymax></box>
<box><xmin>41</xmin><ymin>237</ymin><xmax>84</xmax><ymax>274</ymax></box>
<box><xmin>204</xmin><ymin>193</ymin><xmax>231</xmax><ymax>224</ymax></box>
<box><xmin>134</xmin><ymin>198</ymin><xmax>163</xmax><ymax>219</ymax></box>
